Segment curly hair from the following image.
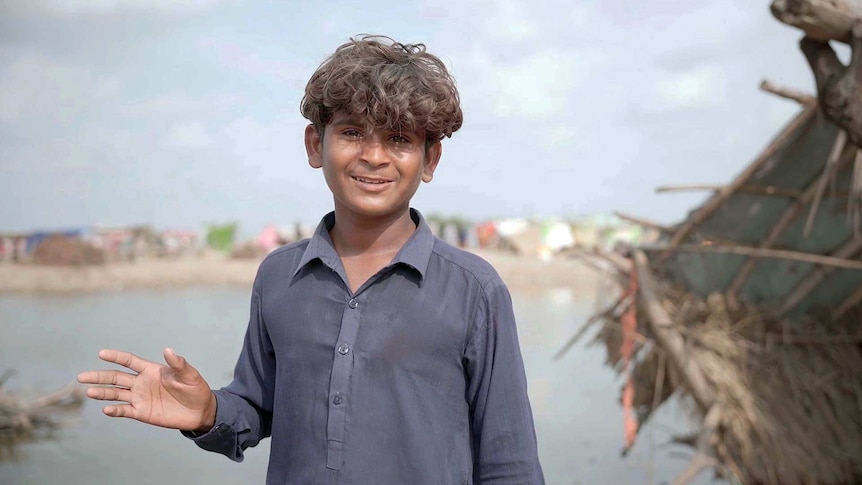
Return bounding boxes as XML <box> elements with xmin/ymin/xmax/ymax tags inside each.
<box><xmin>300</xmin><ymin>35</ymin><xmax>463</xmax><ymax>145</ymax></box>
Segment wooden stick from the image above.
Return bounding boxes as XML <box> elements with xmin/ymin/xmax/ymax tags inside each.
<box><xmin>646</xmin><ymin>242</ymin><xmax>862</xmax><ymax>272</ymax></box>
<box><xmin>763</xmin><ymin>331</ymin><xmax>862</xmax><ymax>343</ymax></box>
<box><xmin>633</xmin><ymin>250</ymin><xmax>715</xmax><ymax>413</ymax></box>
<box><xmin>778</xmin><ymin>236</ymin><xmax>862</xmax><ymax>315</ymax></box>
<box><xmin>804</xmin><ymin>130</ymin><xmax>848</xmax><ymax>237</ymax></box>
<box><xmin>656</xmin><ymin>184</ymin><xmax>804</xmax><ymax>198</ymax></box>
<box><xmin>556</xmin><ymin>247</ymin><xmax>629</xmax><ymax>283</ymax></box>
<box><xmin>613</xmin><ymin>211</ymin><xmax>675</xmax><ymax>233</ymax></box>
<box><xmin>557</xmin><ymin>247</ymin><xmax>611</xmax><ymax>276</ymax></box>
<box><xmin>834</xmin><ymin>283</ymin><xmax>862</xmax><ymax>318</ymax></box>
<box><xmin>658</xmin><ymin>105</ymin><xmax>819</xmax><ymax>266</ymax></box>
<box><xmin>19</xmin><ymin>385</ymin><xmax>84</xmax><ymax>411</ymax></box>
<box><xmin>770</xmin><ymin>0</ymin><xmax>862</xmax><ymax>43</ymax></box>
<box><xmin>726</xmin><ymin>144</ymin><xmax>856</xmax><ymax>297</ymax></box>
<box><xmin>759</xmin><ymin>79</ymin><xmax>817</xmax><ymax>105</ymax></box>
<box><xmin>553</xmin><ymin>295</ymin><xmax>628</xmax><ymax>360</ymax></box>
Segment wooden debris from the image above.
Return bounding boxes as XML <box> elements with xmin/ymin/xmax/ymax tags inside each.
<box><xmin>770</xmin><ymin>0</ymin><xmax>862</xmax><ymax>43</ymax></box>
<box><xmin>759</xmin><ymin>78</ymin><xmax>817</xmax><ymax>105</ymax></box>
<box><xmin>632</xmin><ymin>250</ymin><xmax>715</xmax><ymax>413</ymax></box>
<box><xmin>0</xmin><ymin>371</ymin><xmax>84</xmax><ymax>458</ymax></box>
<box><xmin>646</xmin><ymin>242</ymin><xmax>862</xmax><ymax>272</ymax></box>
<box><xmin>613</xmin><ymin>211</ymin><xmax>675</xmax><ymax>233</ymax></box>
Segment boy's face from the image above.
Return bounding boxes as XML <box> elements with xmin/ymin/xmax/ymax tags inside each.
<box><xmin>305</xmin><ymin>112</ymin><xmax>442</xmax><ymax>221</ymax></box>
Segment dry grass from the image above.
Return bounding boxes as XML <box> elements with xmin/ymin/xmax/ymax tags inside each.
<box><xmin>594</xmin><ymin>281</ymin><xmax>862</xmax><ymax>485</ymax></box>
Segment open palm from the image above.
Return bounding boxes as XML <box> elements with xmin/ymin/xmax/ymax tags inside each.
<box><xmin>77</xmin><ymin>348</ymin><xmax>217</xmax><ymax>432</ymax></box>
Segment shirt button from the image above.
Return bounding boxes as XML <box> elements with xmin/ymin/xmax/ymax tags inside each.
<box><xmin>337</xmin><ymin>343</ymin><xmax>350</xmax><ymax>355</ymax></box>
<box><xmin>332</xmin><ymin>393</ymin><xmax>344</xmax><ymax>405</ymax></box>
<box><xmin>348</xmin><ymin>298</ymin><xmax>359</xmax><ymax>309</ymax></box>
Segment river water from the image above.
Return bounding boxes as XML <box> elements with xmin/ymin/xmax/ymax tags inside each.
<box><xmin>0</xmin><ymin>286</ymin><xmax>723</xmax><ymax>484</ymax></box>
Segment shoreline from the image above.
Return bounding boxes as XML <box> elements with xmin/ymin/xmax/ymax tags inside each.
<box><xmin>0</xmin><ymin>250</ymin><xmax>603</xmax><ymax>296</ymax></box>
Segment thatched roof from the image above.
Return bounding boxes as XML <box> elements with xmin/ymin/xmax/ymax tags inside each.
<box><xmin>566</xmin><ymin>94</ymin><xmax>862</xmax><ymax>485</ymax></box>
<box><xmin>648</xmin><ymin>101</ymin><xmax>862</xmax><ymax>321</ymax></box>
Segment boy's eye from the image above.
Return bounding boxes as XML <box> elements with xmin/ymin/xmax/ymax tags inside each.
<box><xmin>343</xmin><ymin>129</ymin><xmax>362</xmax><ymax>138</ymax></box>
<box><xmin>389</xmin><ymin>135</ymin><xmax>410</xmax><ymax>144</ymax></box>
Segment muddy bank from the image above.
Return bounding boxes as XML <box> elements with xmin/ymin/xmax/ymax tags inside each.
<box><xmin>0</xmin><ymin>250</ymin><xmax>601</xmax><ymax>296</ymax></box>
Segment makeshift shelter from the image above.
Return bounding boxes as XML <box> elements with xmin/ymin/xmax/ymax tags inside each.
<box><xmin>559</xmin><ymin>3</ymin><xmax>862</xmax><ymax>482</ymax></box>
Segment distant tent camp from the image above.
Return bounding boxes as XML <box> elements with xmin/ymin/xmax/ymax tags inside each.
<box><xmin>205</xmin><ymin>223</ymin><xmax>237</xmax><ymax>253</ymax></box>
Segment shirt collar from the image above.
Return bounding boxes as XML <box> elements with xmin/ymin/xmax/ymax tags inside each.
<box><xmin>293</xmin><ymin>208</ymin><xmax>434</xmax><ymax>282</ymax></box>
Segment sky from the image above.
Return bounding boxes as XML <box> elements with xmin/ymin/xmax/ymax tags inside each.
<box><xmin>0</xmin><ymin>0</ymin><xmax>830</xmax><ymax>235</ymax></box>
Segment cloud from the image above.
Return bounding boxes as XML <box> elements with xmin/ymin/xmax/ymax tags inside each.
<box><xmin>1</xmin><ymin>0</ymin><xmax>233</xmax><ymax>15</ymax></box>
<box><xmin>168</xmin><ymin>122</ymin><xmax>214</xmax><ymax>149</ymax></box>
<box><xmin>481</xmin><ymin>0</ymin><xmax>538</xmax><ymax>42</ymax></box>
<box><xmin>652</xmin><ymin>64</ymin><xmax>729</xmax><ymax>110</ymax></box>
<box><xmin>0</xmin><ymin>53</ymin><xmax>119</xmax><ymax>130</ymax></box>
<box><xmin>463</xmin><ymin>48</ymin><xmax>583</xmax><ymax>119</ymax></box>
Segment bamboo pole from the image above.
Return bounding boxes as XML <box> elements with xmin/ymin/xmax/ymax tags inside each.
<box><xmin>613</xmin><ymin>211</ymin><xmax>675</xmax><ymax>233</ymax></box>
<box><xmin>633</xmin><ymin>250</ymin><xmax>715</xmax><ymax>413</ymax></box>
<box><xmin>804</xmin><ymin>130</ymin><xmax>848</xmax><ymax>237</ymax></box>
<box><xmin>655</xmin><ymin>184</ymin><xmax>804</xmax><ymax>198</ymax></box>
<box><xmin>759</xmin><ymin>79</ymin><xmax>817</xmax><ymax>105</ymax></box>
<box><xmin>646</xmin><ymin>242</ymin><xmax>862</xmax><ymax>271</ymax></box>
<box><xmin>833</xmin><ymin>283</ymin><xmax>862</xmax><ymax>318</ymax></box>
<box><xmin>658</xmin><ymin>105</ymin><xmax>819</xmax><ymax>266</ymax></box>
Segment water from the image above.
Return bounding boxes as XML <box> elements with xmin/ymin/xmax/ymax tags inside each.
<box><xmin>0</xmin><ymin>286</ymin><xmax>722</xmax><ymax>484</ymax></box>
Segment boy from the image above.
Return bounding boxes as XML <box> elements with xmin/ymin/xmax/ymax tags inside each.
<box><xmin>78</xmin><ymin>35</ymin><xmax>545</xmax><ymax>484</ymax></box>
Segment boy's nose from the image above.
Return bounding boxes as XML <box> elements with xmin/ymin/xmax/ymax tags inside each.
<box><xmin>359</xmin><ymin>136</ymin><xmax>389</xmax><ymax>166</ymax></box>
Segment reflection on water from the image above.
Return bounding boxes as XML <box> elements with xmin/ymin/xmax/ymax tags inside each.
<box><xmin>0</xmin><ymin>287</ymin><xmax>722</xmax><ymax>485</ymax></box>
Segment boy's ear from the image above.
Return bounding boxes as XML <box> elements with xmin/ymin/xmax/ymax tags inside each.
<box><xmin>305</xmin><ymin>124</ymin><xmax>323</xmax><ymax>169</ymax></box>
<box><xmin>422</xmin><ymin>141</ymin><xmax>442</xmax><ymax>183</ymax></box>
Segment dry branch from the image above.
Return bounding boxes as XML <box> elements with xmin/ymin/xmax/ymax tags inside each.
<box><xmin>0</xmin><ymin>375</ymin><xmax>84</xmax><ymax>449</ymax></box>
<box><xmin>804</xmin><ymin>130</ymin><xmax>848</xmax><ymax>236</ymax></box>
<box><xmin>655</xmin><ymin>184</ymin><xmax>804</xmax><ymax>198</ymax></box>
<box><xmin>554</xmin><ymin>294</ymin><xmax>630</xmax><ymax>360</ymax></box>
<box><xmin>649</xmin><ymin>242</ymin><xmax>862</xmax><ymax>272</ymax></box>
<box><xmin>760</xmin><ymin>78</ymin><xmax>817</xmax><ymax>104</ymax></box>
<box><xmin>834</xmin><ymin>283</ymin><xmax>862</xmax><ymax>318</ymax></box>
<box><xmin>613</xmin><ymin>211</ymin><xmax>675</xmax><ymax>233</ymax></box>
<box><xmin>633</xmin><ymin>250</ymin><xmax>715</xmax><ymax>412</ymax></box>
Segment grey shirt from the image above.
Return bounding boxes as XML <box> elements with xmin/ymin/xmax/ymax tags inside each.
<box><xmin>186</xmin><ymin>209</ymin><xmax>544</xmax><ymax>484</ymax></box>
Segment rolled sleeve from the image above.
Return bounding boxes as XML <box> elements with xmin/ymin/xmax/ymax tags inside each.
<box><xmin>465</xmin><ymin>281</ymin><xmax>545</xmax><ymax>484</ymax></box>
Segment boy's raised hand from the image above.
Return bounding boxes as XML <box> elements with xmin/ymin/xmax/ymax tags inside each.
<box><xmin>77</xmin><ymin>348</ymin><xmax>217</xmax><ymax>433</ymax></box>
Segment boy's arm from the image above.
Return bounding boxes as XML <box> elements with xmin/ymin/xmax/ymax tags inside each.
<box><xmin>182</xmin><ymin>274</ymin><xmax>276</xmax><ymax>462</ymax></box>
<box><xmin>465</xmin><ymin>280</ymin><xmax>545</xmax><ymax>484</ymax></box>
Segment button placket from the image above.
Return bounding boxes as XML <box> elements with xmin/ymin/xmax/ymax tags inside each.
<box><xmin>325</xmin><ymin>293</ymin><xmax>364</xmax><ymax>470</ymax></box>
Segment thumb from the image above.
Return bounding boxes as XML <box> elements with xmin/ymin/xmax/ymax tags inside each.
<box><xmin>163</xmin><ymin>347</ymin><xmax>194</xmax><ymax>378</ymax></box>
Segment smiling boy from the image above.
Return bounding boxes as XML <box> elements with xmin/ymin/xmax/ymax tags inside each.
<box><xmin>78</xmin><ymin>35</ymin><xmax>545</xmax><ymax>484</ymax></box>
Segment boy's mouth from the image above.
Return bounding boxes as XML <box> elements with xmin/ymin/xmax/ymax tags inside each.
<box><xmin>352</xmin><ymin>176</ymin><xmax>390</xmax><ymax>185</ymax></box>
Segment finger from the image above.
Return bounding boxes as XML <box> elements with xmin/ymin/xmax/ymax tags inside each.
<box><xmin>163</xmin><ymin>348</ymin><xmax>194</xmax><ymax>379</ymax></box>
<box><xmin>77</xmin><ymin>370</ymin><xmax>136</xmax><ymax>388</ymax></box>
<box><xmin>102</xmin><ymin>404</ymin><xmax>136</xmax><ymax>419</ymax></box>
<box><xmin>98</xmin><ymin>349</ymin><xmax>149</xmax><ymax>373</ymax></box>
<box><xmin>86</xmin><ymin>386</ymin><xmax>132</xmax><ymax>403</ymax></box>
